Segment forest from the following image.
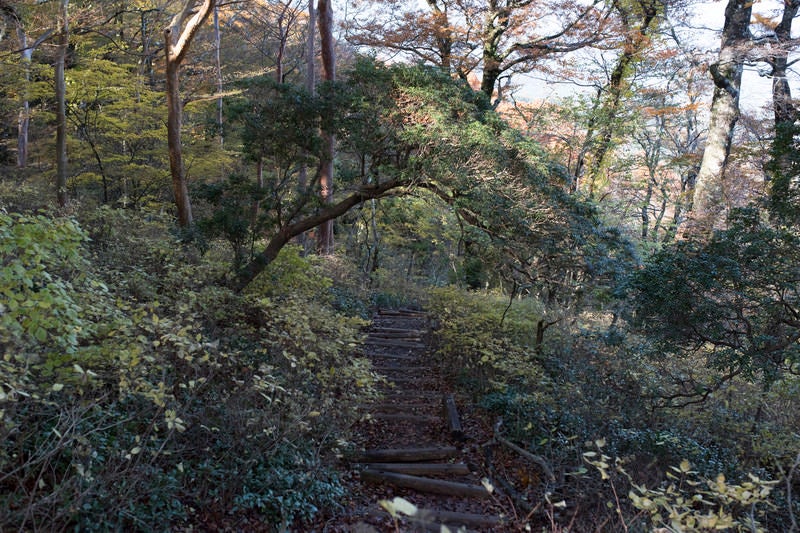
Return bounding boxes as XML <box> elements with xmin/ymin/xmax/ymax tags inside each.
<box><xmin>0</xmin><ymin>0</ymin><xmax>798</xmax><ymax>531</ymax></box>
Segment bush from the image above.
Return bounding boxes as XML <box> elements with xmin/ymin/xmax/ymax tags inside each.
<box><xmin>0</xmin><ymin>208</ymin><xmax>380</xmax><ymax>532</ymax></box>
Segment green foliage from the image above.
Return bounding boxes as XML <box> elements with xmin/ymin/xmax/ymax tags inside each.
<box><xmin>66</xmin><ymin>55</ymin><xmax>169</xmax><ymax>206</ymax></box>
<box><xmin>0</xmin><ymin>212</ymin><xmax>89</xmax><ymax>360</ymax></box>
<box><xmin>767</xmin><ymin>120</ymin><xmax>800</xmax><ymax>225</ymax></box>
<box><xmin>232</xmin><ymin>448</ymin><xmax>344</xmax><ymax>525</ymax></box>
<box><xmin>624</xmin><ymin>206</ymin><xmax>800</xmax><ymax>391</ymax></box>
<box><xmin>248</xmin><ymin>245</ymin><xmax>333</xmax><ymax>299</ymax></box>
<box><xmin>228</xmin><ymin>77</ymin><xmax>323</xmax><ymax>168</ymax></box>
<box><xmin>428</xmin><ymin>287</ymin><xmax>548</xmax><ymax>392</ymax></box>
<box><xmin>0</xmin><ymin>208</ymin><xmax>378</xmax><ymax>532</ymax></box>
<box><xmin>606</xmin><ymin>426</ymin><xmax>734</xmax><ymax>478</ymax></box>
<box><xmin>195</xmin><ymin>173</ymin><xmax>259</xmax><ymax>267</ymax></box>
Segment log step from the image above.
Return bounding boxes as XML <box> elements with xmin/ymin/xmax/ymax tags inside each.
<box><xmin>361</xmin><ymin>462</ymin><xmax>471</xmax><ymax>476</ymax></box>
<box><xmin>408</xmin><ymin>507</ymin><xmax>505</xmax><ymax>528</ymax></box>
<box><xmin>361</xmin><ymin>470</ymin><xmax>491</xmax><ymax>498</ymax></box>
<box><xmin>367</xmin><ymin>353</ymin><xmax>418</xmax><ymax>361</ymax></box>
<box><xmin>369</xmin><ymin>327</ymin><xmax>428</xmax><ymax>335</ymax></box>
<box><xmin>364</xmin><ymin>338</ymin><xmax>427</xmax><ymax>349</ymax></box>
<box><xmin>383</xmin><ymin>376</ymin><xmax>435</xmax><ymax>385</ymax></box>
<box><xmin>376</xmin><ymin>308</ymin><xmax>426</xmax><ymax>317</ymax></box>
<box><xmin>354</xmin><ymin>446</ymin><xmax>460</xmax><ymax>463</ymax></box>
<box><xmin>384</xmin><ymin>390</ymin><xmax>442</xmax><ymax>396</ymax></box>
<box><xmin>363</xmin><ymin>402</ymin><xmax>431</xmax><ymax>412</ymax></box>
<box><xmin>372</xmin><ymin>365</ymin><xmax>433</xmax><ymax>372</ymax></box>
<box><xmin>368</xmin><ymin>333</ymin><xmax>423</xmax><ymax>341</ymax></box>
<box><xmin>369</xmin><ymin>412</ymin><xmax>438</xmax><ymax>423</ymax></box>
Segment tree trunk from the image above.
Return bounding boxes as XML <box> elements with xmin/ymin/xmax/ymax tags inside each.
<box><xmin>424</xmin><ymin>0</ymin><xmax>453</xmax><ymax>72</ymax></box>
<box><xmin>213</xmin><ymin>4</ymin><xmax>223</xmax><ymax>146</ymax></box>
<box><xmin>305</xmin><ymin>0</ymin><xmax>316</xmax><ymax>93</ymax></box>
<box><xmin>54</xmin><ymin>0</ymin><xmax>69</xmax><ymax>208</ymax></box>
<box><xmin>316</xmin><ymin>0</ymin><xmax>335</xmax><ymax>254</ymax></box>
<box><xmin>584</xmin><ymin>0</ymin><xmax>660</xmax><ymax>196</ymax></box>
<box><xmin>164</xmin><ymin>0</ymin><xmax>217</xmax><ymax>227</ymax></box>
<box><xmin>688</xmin><ymin>0</ymin><xmax>751</xmax><ymax>234</ymax></box>
<box><xmin>479</xmin><ymin>1</ymin><xmax>509</xmax><ymax>100</ymax></box>
<box><xmin>361</xmin><ymin>470</ymin><xmax>491</xmax><ymax>498</ymax></box>
<box><xmin>294</xmin><ymin>0</ymin><xmax>316</xmax><ymax>250</ymax></box>
<box><xmin>767</xmin><ymin>0</ymin><xmax>800</xmax><ymax>221</ymax></box>
<box><xmin>16</xmin><ymin>25</ymin><xmax>33</xmax><ymax>168</ymax></box>
<box><xmin>165</xmin><ymin>52</ymin><xmax>192</xmax><ymax>225</ymax></box>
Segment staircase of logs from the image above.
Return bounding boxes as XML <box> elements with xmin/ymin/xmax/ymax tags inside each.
<box><xmin>346</xmin><ymin>308</ymin><xmax>507</xmax><ymax>532</ymax></box>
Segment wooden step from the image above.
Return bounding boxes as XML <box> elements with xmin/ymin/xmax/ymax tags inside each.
<box><xmin>361</xmin><ymin>470</ymin><xmax>491</xmax><ymax>498</ymax></box>
<box><xmin>376</xmin><ymin>308</ymin><xmax>426</xmax><ymax>317</ymax></box>
<box><xmin>368</xmin><ymin>333</ymin><xmax>423</xmax><ymax>341</ymax></box>
<box><xmin>364</xmin><ymin>338</ymin><xmax>427</xmax><ymax>349</ymax></box>
<box><xmin>353</xmin><ymin>446</ymin><xmax>460</xmax><ymax>463</ymax></box>
<box><xmin>363</xmin><ymin>402</ymin><xmax>431</xmax><ymax>412</ymax></box>
<box><xmin>367</xmin><ymin>326</ymin><xmax>428</xmax><ymax>337</ymax></box>
<box><xmin>369</xmin><ymin>412</ymin><xmax>438</xmax><ymax>423</ymax></box>
<box><xmin>367</xmin><ymin>353</ymin><xmax>418</xmax><ymax>361</ymax></box>
<box><xmin>372</xmin><ymin>365</ymin><xmax>433</xmax><ymax>373</ymax></box>
<box><xmin>360</xmin><ymin>462</ymin><xmax>470</xmax><ymax>476</ymax></box>
<box><xmin>407</xmin><ymin>507</ymin><xmax>505</xmax><ymax>529</ymax></box>
<box><xmin>384</xmin><ymin>375</ymin><xmax>436</xmax><ymax>385</ymax></box>
<box><xmin>384</xmin><ymin>390</ymin><xmax>442</xmax><ymax>396</ymax></box>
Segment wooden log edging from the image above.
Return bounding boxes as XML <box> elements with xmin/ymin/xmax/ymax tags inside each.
<box><xmin>353</xmin><ymin>446</ymin><xmax>460</xmax><ymax>463</ymax></box>
<box><xmin>361</xmin><ymin>470</ymin><xmax>491</xmax><ymax>498</ymax></box>
<box><xmin>442</xmin><ymin>393</ymin><xmax>465</xmax><ymax>441</ymax></box>
<box><xmin>411</xmin><ymin>507</ymin><xmax>505</xmax><ymax>528</ymax></box>
<box><xmin>360</xmin><ymin>462</ymin><xmax>471</xmax><ymax>475</ymax></box>
<box><xmin>364</xmin><ymin>338</ymin><xmax>427</xmax><ymax>349</ymax></box>
<box><xmin>370</xmin><ymin>412</ymin><xmax>438</xmax><ymax>423</ymax></box>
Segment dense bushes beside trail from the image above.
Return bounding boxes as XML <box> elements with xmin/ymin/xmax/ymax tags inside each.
<box><xmin>0</xmin><ymin>207</ymin><xmax>379</xmax><ymax>531</ymax></box>
<box><xmin>427</xmin><ymin>286</ymin><xmax>799</xmax><ymax>531</ymax></box>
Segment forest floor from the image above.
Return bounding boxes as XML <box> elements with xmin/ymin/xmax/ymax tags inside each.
<box><xmin>317</xmin><ymin>308</ymin><xmax>547</xmax><ymax>532</ymax></box>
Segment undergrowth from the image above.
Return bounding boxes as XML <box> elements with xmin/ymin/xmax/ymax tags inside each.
<box><xmin>426</xmin><ymin>286</ymin><xmax>800</xmax><ymax>531</ymax></box>
<box><xmin>0</xmin><ymin>207</ymin><xmax>379</xmax><ymax>532</ymax></box>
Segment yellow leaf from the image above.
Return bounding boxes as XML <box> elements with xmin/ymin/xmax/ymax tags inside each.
<box><xmin>379</xmin><ymin>497</ymin><xmax>419</xmax><ymax>518</ymax></box>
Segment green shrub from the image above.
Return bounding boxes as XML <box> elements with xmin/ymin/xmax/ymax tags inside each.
<box><xmin>0</xmin><ymin>209</ymin><xmax>380</xmax><ymax>532</ymax></box>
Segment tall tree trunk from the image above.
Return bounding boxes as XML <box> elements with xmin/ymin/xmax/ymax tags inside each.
<box><xmin>479</xmin><ymin>0</ymin><xmax>509</xmax><ymax>100</ymax></box>
<box><xmin>16</xmin><ymin>25</ymin><xmax>33</xmax><ymax>168</ymax></box>
<box><xmin>164</xmin><ymin>0</ymin><xmax>217</xmax><ymax>227</ymax></box>
<box><xmin>767</xmin><ymin>0</ymin><xmax>800</xmax><ymax>221</ymax></box>
<box><xmin>213</xmin><ymin>4</ymin><xmax>223</xmax><ymax>146</ymax></box>
<box><xmin>294</xmin><ymin>0</ymin><xmax>316</xmax><ymax>250</ymax></box>
<box><xmin>425</xmin><ymin>0</ymin><xmax>453</xmax><ymax>72</ymax></box>
<box><xmin>688</xmin><ymin>0</ymin><xmax>752</xmax><ymax>234</ymax></box>
<box><xmin>584</xmin><ymin>0</ymin><xmax>660</xmax><ymax>197</ymax></box>
<box><xmin>54</xmin><ymin>0</ymin><xmax>69</xmax><ymax>207</ymax></box>
<box><xmin>305</xmin><ymin>0</ymin><xmax>316</xmax><ymax>95</ymax></box>
<box><xmin>165</xmin><ymin>49</ymin><xmax>192</xmax><ymax>225</ymax></box>
<box><xmin>316</xmin><ymin>0</ymin><xmax>335</xmax><ymax>254</ymax></box>
<box><xmin>140</xmin><ymin>10</ymin><xmax>156</xmax><ymax>86</ymax></box>
<box><xmin>641</xmin><ymin>179</ymin><xmax>653</xmax><ymax>239</ymax></box>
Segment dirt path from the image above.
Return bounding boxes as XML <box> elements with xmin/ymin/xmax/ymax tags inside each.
<box><xmin>323</xmin><ymin>308</ymin><xmax>527</xmax><ymax>532</ymax></box>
